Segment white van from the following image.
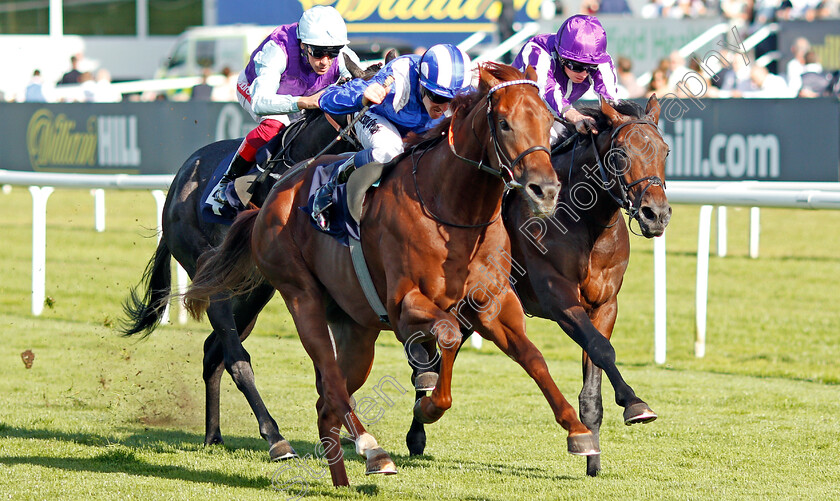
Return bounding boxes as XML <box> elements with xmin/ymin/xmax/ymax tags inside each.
<box><xmin>156</xmin><ymin>25</ymin><xmax>274</xmax><ymax>79</ymax></box>
<box><xmin>156</xmin><ymin>25</ymin><xmax>416</xmax><ymax>79</ymax></box>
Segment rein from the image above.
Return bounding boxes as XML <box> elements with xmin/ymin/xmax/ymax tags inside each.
<box><xmin>413</xmin><ymin>79</ymin><xmax>550</xmax><ymax>229</ymax></box>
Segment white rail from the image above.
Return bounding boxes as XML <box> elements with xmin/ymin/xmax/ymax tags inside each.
<box><xmin>656</xmin><ymin>181</ymin><xmax>840</xmax><ymax>362</ymax></box>
<box><xmin>3</xmin><ymin>172</ymin><xmax>839</xmax><ymax>362</ymax></box>
<box><xmin>0</xmin><ymin>170</ymin><xmax>181</xmax><ymax>318</ymax></box>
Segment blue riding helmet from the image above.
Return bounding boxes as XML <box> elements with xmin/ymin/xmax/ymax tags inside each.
<box><xmin>419</xmin><ymin>44</ymin><xmax>473</xmax><ymax>99</ymax></box>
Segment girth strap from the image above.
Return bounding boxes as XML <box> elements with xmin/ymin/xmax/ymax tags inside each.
<box><xmin>348</xmin><ymin>237</ymin><xmax>391</xmax><ymax>326</ymax></box>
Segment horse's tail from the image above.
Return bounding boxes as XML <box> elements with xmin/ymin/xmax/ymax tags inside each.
<box><xmin>184</xmin><ymin>209</ymin><xmax>263</xmax><ymax>320</ymax></box>
<box><xmin>119</xmin><ymin>238</ymin><xmax>173</xmax><ymax>338</ymax></box>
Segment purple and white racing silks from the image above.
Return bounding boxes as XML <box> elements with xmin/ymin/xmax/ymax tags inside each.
<box><xmin>513</xmin><ymin>32</ymin><xmax>619</xmax><ymax>120</ymax></box>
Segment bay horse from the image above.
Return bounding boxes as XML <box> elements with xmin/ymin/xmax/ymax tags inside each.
<box><xmin>184</xmin><ymin>63</ymin><xmax>603</xmax><ymax>486</ymax></box>
<box><xmin>119</xmin><ymin>55</ymin><xmax>390</xmax><ymax>461</ymax></box>
<box><xmin>404</xmin><ymin>96</ymin><xmax>671</xmax><ymax>477</ymax></box>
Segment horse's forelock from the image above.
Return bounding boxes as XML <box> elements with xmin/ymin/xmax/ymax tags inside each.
<box><xmin>405</xmin><ymin>90</ymin><xmax>480</xmax><ymax>146</ymax></box>
<box><xmin>577</xmin><ymin>100</ymin><xmax>646</xmax><ymax>134</ymax></box>
<box><xmin>480</xmin><ymin>61</ymin><xmax>526</xmax><ymax>84</ymax></box>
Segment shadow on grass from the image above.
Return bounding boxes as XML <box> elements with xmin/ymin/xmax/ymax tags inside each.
<box><xmin>0</xmin><ymin>449</ymin><xmax>270</xmax><ymax>489</ymax></box>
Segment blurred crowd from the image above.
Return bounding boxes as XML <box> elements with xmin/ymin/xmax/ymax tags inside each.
<box><xmin>607</xmin><ymin>36</ymin><xmax>839</xmax><ymax>100</ymax></box>
<box><xmin>573</xmin><ymin>0</ymin><xmax>840</xmax><ymax>21</ymax></box>
<box><xmin>5</xmin><ymin>52</ymin><xmax>240</xmax><ymax>104</ymax></box>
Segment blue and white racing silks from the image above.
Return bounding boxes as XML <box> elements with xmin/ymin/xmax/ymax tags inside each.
<box><xmin>319</xmin><ymin>55</ymin><xmax>441</xmax><ymax>136</ymax></box>
<box><xmin>418</xmin><ymin>44</ymin><xmax>472</xmax><ymax>99</ymax></box>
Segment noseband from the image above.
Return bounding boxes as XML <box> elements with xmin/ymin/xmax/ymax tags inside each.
<box><xmin>448</xmin><ymin>79</ymin><xmax>551</xmax><ymax>191</ymax></box>
<box><xmin>587</xmin><ymin>119</ymin><xmax>666</xmax><ymax>221</ymax></box>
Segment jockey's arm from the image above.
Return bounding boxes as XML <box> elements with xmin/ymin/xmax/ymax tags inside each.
<box><xmin>249</xmin><ymin>40</ymin><xmax>301</xmax><ymax>116</ymax></box>
<box><xmin>319</xmin><ymin>66</ymin><xmax>394</xmax><ymax>114</ymax></box>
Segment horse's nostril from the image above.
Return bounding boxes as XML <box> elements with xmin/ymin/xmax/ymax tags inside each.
<box><xmin>529</xmin><ymin>183</ymin><xmax>544</xmax><ymax>199</ymax></box>
<box><xmin>641</xmin><ymin>206</ymin><xmax>656</xmax><ymax>221</ymax></box>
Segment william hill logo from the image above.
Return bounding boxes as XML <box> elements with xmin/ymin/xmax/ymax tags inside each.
<box><xmin>26</xmin><ymin>109</ymin><xmax>141</xmax><ymax>171</ymax></box>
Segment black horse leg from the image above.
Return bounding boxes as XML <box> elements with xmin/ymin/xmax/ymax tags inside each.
<box><xmin>404</xmin><ymin>338</ymin><xmax>437</xmax><ymax>456</ymax></box>
<box><xmin>553</xmin><ymin>304</ymin><xmax>654</xmax><ymax>420</ymax></box>
<box><xmin>204</xmin><ymin>285</ymin><xmax>296</xmax><ymax>460</ymax></box>
<box><xmin>579</xmin><ymin>356</ymin><xmax>604</xmax><ymax>477</ymax></box>
<box><xmin>404</xmin><ymin>329</ymin><xmax>469</xmax><ymax>456</ymax></box>
<box><xmin>202</xmin><ymin>331</ymin><xmax>226</xmax><ymax>445</ymax></box>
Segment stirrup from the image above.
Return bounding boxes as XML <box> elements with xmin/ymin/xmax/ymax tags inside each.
<box><xmin>210</xmin><ymin>178</ymin><xmax>231</xmax><ymax>206</ymax></box>
<box><xmin>312</xmin><ymin>210</ymin><xmax>330</xmax><ymax>231</ymax></box>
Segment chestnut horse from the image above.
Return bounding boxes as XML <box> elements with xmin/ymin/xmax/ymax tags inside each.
<box><xmin>119</xmin><ymin>56</ymin><xmax>389</xmax><ymax>462</ymax></box>
<box><xmin>405</xmin><ymin>96</ymin><xmax>671</xmax><ymax>477</ymax></box>
<box><xmin>184</xmin><ymin>63</ymin><xmax>603</xmax><ymax>486</ymax></box>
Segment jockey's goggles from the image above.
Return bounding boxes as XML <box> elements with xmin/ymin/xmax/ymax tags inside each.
<box><xmin>421</xmin><ymin>86</ymin><xmax>453</xmax><ymax>105</ymax></box>
<box><xmin>561</xmin><ymin>58</ymin><xmax>597</xmax><ymax>73</ymax></box>
<box><xmin>306</xmin><ymin>45</ymin><xmax>343</xmax><ymax>59</ymax></box>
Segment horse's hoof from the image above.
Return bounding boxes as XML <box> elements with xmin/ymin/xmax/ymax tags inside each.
<box><xmin>623</xmin><ymin>402</ymin><xmax>658</xmax><ymax>425</ymax></box>
<box><xmin>269</xmin><ymin>440</ymin><xmax>298</xmax><ymax>461</ymax></box>
<box><xmin>567</xmin><ymin>434</ymin><xmax>600</xmax><ymax>456</ymax></box>
<box><xmin>365</xmin><ymin>447</ymin><xmax>397</xmax><ymax>475</ymax></box>
<box><xmin>414</xmin><ymin>372</ymin><xmax>438</xmax><ymax>392</ymax></box>
<box><xmin>413</xmin><ymin>397</ymin><xmax>441</xmax><ymax>424</ymax></box>
<box><xmin>204</xmin><ymin>435</ymin><xmax>224</xmax><ymax>446</ymax></box>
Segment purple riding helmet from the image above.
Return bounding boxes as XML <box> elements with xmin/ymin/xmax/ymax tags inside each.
<box><xmin>555</xmin><ymin>15</ymin><xmax>611</xmax><ymax>65</ymax></box>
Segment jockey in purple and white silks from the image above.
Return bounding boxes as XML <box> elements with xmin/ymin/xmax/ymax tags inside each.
<box><xmin>310</xmin><ymin>44</ymin><xmax>473</xmax><ymax>230</ymax></box>
<box><xmin>206</xmin><ymin>5</ymin><xmax>360</xmax><ymax>215</ymax></box>
<box><xmin>513</xmin><ymin>15</ymin><xmax>619</xmax><ymax>144</ymax></box>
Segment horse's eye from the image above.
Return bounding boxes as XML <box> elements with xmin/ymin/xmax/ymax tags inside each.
<box><xmin>498</xmin><ymin>119</ymin><xmax>511</xmax><ymax>131</ymax></box>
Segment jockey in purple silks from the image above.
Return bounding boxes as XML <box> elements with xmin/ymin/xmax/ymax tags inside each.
<box><xmin>206</xmin><ymin>5</ymin><xmax>360</xmax><ymax>215</ymax></box>
<box><xmin>513</xmin><ymin>15</ymin><xmax>619</xmax><ymax>144</ymax></box>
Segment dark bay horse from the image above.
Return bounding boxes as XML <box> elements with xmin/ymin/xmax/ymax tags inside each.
<box><xmin>405</xmin><ymin>96</ymin><xmax>671</xmax><ymax>477</ymax></box>
<box><xmin>184</xmin><ymin>63</ymin><xmax>605</xmax><ymax>486</ymax></box>
<box><xmin>119</xmin><ymin>56</ymin><xmax>390</xmax><ymax>461</ymax></box>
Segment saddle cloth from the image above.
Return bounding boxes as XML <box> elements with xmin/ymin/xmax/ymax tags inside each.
<box><xmin>199</xmin><ymin>134</ymin><xmax>285</xmax><ymax>226</ymax></box>
<box><xmin>302</xmin><ymin>158</ymin><xmax>362</xmax><ymax>247</ymax></box>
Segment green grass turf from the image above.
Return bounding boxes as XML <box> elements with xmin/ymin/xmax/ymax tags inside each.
<box><xmin>1</xmin><ymin>188</ymin><xmax>839</xmax><ymax>499</ymax></box>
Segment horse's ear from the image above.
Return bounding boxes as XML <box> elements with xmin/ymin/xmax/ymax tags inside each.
<box><xmin>599</xmin><ymin>95</ymin><xmax>626</xmax><ymax>126</ymax></box>
<box><xmin>645</xmin><ymin>94</ymin><xmax>661</xmax><ymax>124</ymax></box>
<box><xmin>524</xmin><ymin>65</ymin><xmax>538</xmax><ymax>83</ymax></box>
<box><xmin>384</xmin><ymin>49</ymin><xmax>397</xmax><ymax>64</ymax></box>
<box><xmin>478</xmin><ymin>63</ymin><xmax>500</xmax><ymax>93</ymax></box>
<box><xmin>345</xmin><ymin>54</ymin><xmax>364</xmax><ymax>79</ymax></box>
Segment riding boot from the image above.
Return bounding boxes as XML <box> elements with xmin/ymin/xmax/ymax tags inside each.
<box><xmin>208</xmin><ymin>153</ymin><xmax>253</xmax><ymax>210</ymax></box>
<box><xmin>311</xmin><ymin>156</ymin><xmax>357</xmax><ymax>230</ymax></box>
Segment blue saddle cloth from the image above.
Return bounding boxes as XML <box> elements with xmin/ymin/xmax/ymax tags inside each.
<box><xmin>302</xmin><ymin>159</ymin><xmax>360</xmax><ymax>247</ymax></box>
<box><xmin>200</xmin><ymin>135</ymin><xmax>283</xmax><ymax>226</ymax></box>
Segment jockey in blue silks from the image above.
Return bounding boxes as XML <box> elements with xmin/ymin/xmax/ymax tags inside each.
<box><xmin>311</xmin><ymin>43</ymin><xmax>473</xmax><ymax>229</ymax></box>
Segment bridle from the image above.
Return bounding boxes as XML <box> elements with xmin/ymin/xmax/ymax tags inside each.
<box><xmin>583</xmin><ymin>118</ymin><xmax>666</xmax><ymax>223</ymax></box>
<box><xmin>447</xmin><ymin>79</ymin><xmax>551</xmax><ymax>192</ymax></box>
<box><xmin>412</xmin><ymin>79</ymin><xmax>552</xmax><ymax>229</ymax></box>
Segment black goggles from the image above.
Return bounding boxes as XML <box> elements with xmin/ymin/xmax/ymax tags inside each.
<box><xmin>562</xmin><ymin>59</ymin><xmax>597</xmax><ymax>73</ymax></box>
<box><xmin>422</xmin><ymin>86</ymin><xmax>452</xmax><ymax>105</ymax></box>
<box><xmin>306</xmin><ymin>45</ymin><xmax>342</xmax><ymax>59</ymax></box>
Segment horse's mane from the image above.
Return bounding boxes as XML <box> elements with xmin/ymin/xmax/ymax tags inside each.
<box><xmin>405</xmin><ymin>62</ymin><xmax>529</xmax><ymax>147</ymax></box>
<box><xmin>571</xmin><ymin>100</ymin><xmax>646</xmax><ymax>135</ymax></box>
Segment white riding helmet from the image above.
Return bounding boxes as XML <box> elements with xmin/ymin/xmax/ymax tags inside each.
<box><xmin>297</xmin><ymin>6</ymin><xmax>350</xmax><ymax>47</ymax></box>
